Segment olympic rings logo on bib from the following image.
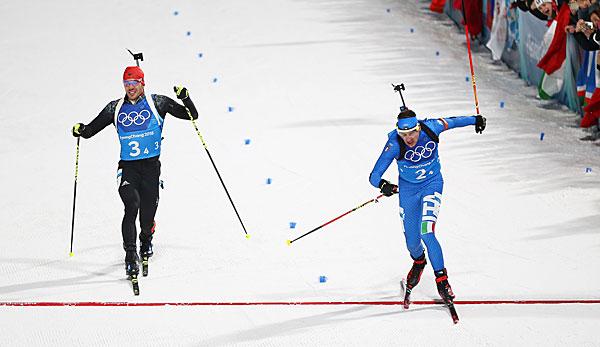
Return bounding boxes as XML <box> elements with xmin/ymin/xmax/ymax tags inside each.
<box><xmin>118</xmin><ymin>110</ymin><xmax>152</xmax><ymax>127</ymax></box>
<box><xmin>404</xmin><ymin>141</ymin><xmax>436</xmax><ymax>162</ymax></box>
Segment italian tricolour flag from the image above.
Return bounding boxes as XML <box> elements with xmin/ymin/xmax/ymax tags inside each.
<box><xmin>421</xmin><ymin>221</ymin><xmax>436</xmax><ymax>235</ymax></box>
<box><xmin>537</xmin><ymin>4</ymin><xmax>571</xmax><ymax>99</ymax></box>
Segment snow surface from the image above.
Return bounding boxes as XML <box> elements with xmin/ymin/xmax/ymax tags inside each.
<box><xmin>1</xmin><ymin>0</ymin><xmax>599</xmax><ymax>345</ymax></box>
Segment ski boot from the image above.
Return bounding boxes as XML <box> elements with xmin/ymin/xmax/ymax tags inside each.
<box><xmin>140</xmin><ymin>240</ymin><xmax>153</xmax><ymax>277</ymax></box>
<box><xmin>140</xmin><ymin>240</ymin><xmax>153</xmax><ymax>258</ymax></box>
<box><xmin>125</xmin><ymin>251</ymin><xmax>140</xmax><ymax>277</ymax></box>
<box><xmin>140</xmin><ymin>221</ymin><xmax>155</xmax><ymax>259</ymax></box>
<box><xmin>434</xmin><ymin>268</ymin><xmax>455</xmax><ymax>304</ymax></box>
<box><xmin>125</xmin><ymin>251</ymin><xmax>140</xmax><ymax>295</ymax></box>
<box><xmin>435</xmin><ymin>268</ymin><xmax>459</xmax><ymax>323</ymax></box>
<box><xmin>402</xmin><ymin>252</ymin><xmax>427</xmax><ymax>309</ymax></box>
<box><xmin>140</xmin><ymin>223</ymin><xmax>155</xmax><ymax>277</ymax></box>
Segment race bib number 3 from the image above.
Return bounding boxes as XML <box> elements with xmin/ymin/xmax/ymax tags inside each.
<box><xmin>128</xmin><ymin>141</ymin><xmax>140</xmax><ymax>157</ymax></box>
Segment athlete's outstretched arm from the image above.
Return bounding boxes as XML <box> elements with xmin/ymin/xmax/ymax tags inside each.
<box><xmin>438</xmin><ymin>116</ymin><xmax>476</xmax><ymax>130</ymax></box>
<box><xmin>78</xmin><ymin>100</ymin><xmax>119</xmax><ymax>138</ymax></box>
<box><xmin>430</xmin><ymin>115</ymin><xmax>485</xmax><ymax>134</ymax></box>
<box><xmin>153</xmin><ymin>94</ymin><xmax>198</xmax><ymax>120</ymax></box>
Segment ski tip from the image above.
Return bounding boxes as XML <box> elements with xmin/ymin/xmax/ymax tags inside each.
<box><xmin>69</xmin><ymin>252</ymin><xmax>74</xmax><ymax>257</ymax></box>
<box><xmin>245</xmin><ymin>234</ymin><xmax>251</xmax><ymax>239</ymax></box>
<box><xmin>286</xmin><ymin>239</ymin><xmax>291</xmax><ymax>246</ymax></box>
<box><xmin>449</xmin><ymin>305</ymin><xmax>459</xmax><ymax>324</ymax></box>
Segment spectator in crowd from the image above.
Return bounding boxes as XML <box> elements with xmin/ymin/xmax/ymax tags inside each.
<box><xmin>514</xmin><ymin>0</ymin><xmax>566</xmax><ymax>20</ymax></box>
<box><xmin>582</xmin><ymin>5</ymin><xmax>600</xmax><ymax>43</ymax></box>
<box><xmin>455</xmin><ymin>0</ymin><xmax>484</xmax><ymax>40</ymax></box>
<box><xmin>565</xmin><ymin>0</ymin><xmax>600</xmax><ymax>50</ymax></box>
<box><xmin>575</xmin><ymin>0</ymin><xmax>595</xmax><ymax>19</ymax></box>
<box><xmin>576</xmin><ymin>6</ymin><xmax>600</xmax><ymax>132</ymax></box>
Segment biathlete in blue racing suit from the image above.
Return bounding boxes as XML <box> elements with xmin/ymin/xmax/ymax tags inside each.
<box><xmin>369</xmin><ymin>108</ymin><xmax>486</xmax><ymax>304</ymax></box>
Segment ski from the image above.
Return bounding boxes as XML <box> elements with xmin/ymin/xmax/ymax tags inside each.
<box><xmin>400</xmin><ymin>278</ymin><xmax>411</xmax><ymax>309</ymax></box>
<box><xmin>130</xmin><ymin>274</ymin><xmax>140</xmax><ymax>296</ymax></box>
<box><xmin>401</xmin><ymin>278</ymin><xmax>459</xmax><ymax>324</ymax></box>
<box><xmin>142</xmin><ymin>256</ymin><xmax>149</xmax><ymax>277</ymax></box>
<box><xmin>447</xmin><ymin>302</ymin><xmax>459</xmax><ymax>324</ymax></box>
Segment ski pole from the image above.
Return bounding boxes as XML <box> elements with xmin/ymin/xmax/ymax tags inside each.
<box><xmin>286</xmin><ymin>193</ymin><xmax>390</xmax><ymax>245</ymax></box>
<box><xmin>461</xmin><ymin>0</ymin><xmax>480</xmax><ymax>115</ymax></box>
<box><xmin>69</xmin><ymin>137</ymin><xmax>80</xmax><ymax>256</ymax></box>
<box><xmin>188</xmin><ymin>116</ymin><xmax>250</xmax><ymax>239</ymax></box>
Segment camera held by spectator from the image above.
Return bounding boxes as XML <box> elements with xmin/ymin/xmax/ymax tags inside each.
<box><xmin>576</xmin><ymin>7</ymin><xmax>600</xmax><ymax>40</ymax></box>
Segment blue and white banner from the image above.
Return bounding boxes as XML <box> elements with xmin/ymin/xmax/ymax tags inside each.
<box><xmin>517</xmin><ymin>11</ymin><xmax>549</xmax><ymax>85</ymax></box>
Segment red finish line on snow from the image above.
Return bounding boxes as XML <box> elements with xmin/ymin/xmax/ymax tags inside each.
<box><xmin>2</xmin><ymin>300</ymin><xmax>600</xmax><ymax>307</ymax></box>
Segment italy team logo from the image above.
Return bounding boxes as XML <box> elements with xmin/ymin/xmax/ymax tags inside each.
<box><xmin>421</xmin><ymin>192</ymin><xmax>441</xmax><ymax>234</ymax></box>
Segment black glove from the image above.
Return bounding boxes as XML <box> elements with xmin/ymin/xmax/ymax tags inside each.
<box><xmin>72</xmin><ymin>123</ymin><xmax>85</xmax><ymax>137</ymax></box>
<box><xmin>173</xmin><ymin>85</ymin><xmax>189</xmax><ymax>100</ymax></box>
<box><xmin>379</xmin><ymin>179</ymin><xmax>398</xmax><ymax>197</ymax></box>
<box><xmin>475</xmin><ymin>115</ymin><xmax>486</xmax><ymax>134</ymax></box>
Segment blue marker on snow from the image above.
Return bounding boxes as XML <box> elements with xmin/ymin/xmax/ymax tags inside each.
<box><xmin>466</xmin><ymin>76</ymin><xmax>469</xmax><ymax>82</ymax></box>
<box><xmin>500</xmin><ymin>101</ymin><xmax>505</xmax><ymax>108</ymax></box>
<box><xmin>266</xmin><ymin>178</ymin><xmax>272</xmax><ymax>185</ymax></box>
<box><xmin>212</xmin><ymin>77</ymin><xmax>218</xmax><ymax>83</ymax></box>
<box><xmin>173</xmin><ymin>11</ymin><xmax>179</xmax><ymax>16</ymax></box>
<box><xmin>319</xmin><ymin>276</ymin><xmax>327</xmax><ymax>283</ymax></box>
<box><xmin>244</xmin><ymin>139</ymin><xmax>251</xmax><ymax>145</ymax></box>
<box><xmin>540</xmin><ymin>132</ymin><xmax>545</xmax><ymax>141</ymax></box>
<box><xmin>586</xmin><ymin>167</ymin><xmax>593</xmax><ymax>173</ymax></box>
<box><xmin>228</xmin><ymin>106</ymin><xmax>234</xmax><ymax>112</ymax></box>
<box><xmin>198</xmin><ymin>53</ymin><xmax>203</xmax><ymax>58</ymax></box>
<box><xmin>289</xmin><ymin>222</ymin><xmax>296</xmax><ymax>229</ymax></box>
<box><xmin>186</xmin><ymin>31</ymin><xmax>191</xmax><ymax>36</ymax></box>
